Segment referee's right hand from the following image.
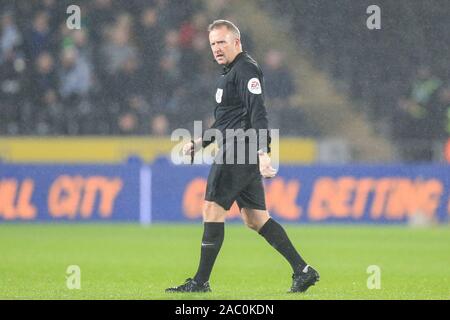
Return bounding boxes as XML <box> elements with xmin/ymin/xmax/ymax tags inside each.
<box><xmin>182</xmin><ymin>141</ymin><xmax>195</xmax><ymax>156</ymax></box>
<box><xmin>183</xmin><ymin>138</ymin><xmax>202</xmax><ymax>156</ymax></box>
<box><xmin>258</xmin><ymin>152</ymin><xmax>277</xmax><ymax>178</ymax></box>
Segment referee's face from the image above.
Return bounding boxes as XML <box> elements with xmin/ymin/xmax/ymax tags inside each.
<box><xmin>209</xmin><ymin>26</ymin><xmax>241</xmax><ymax>65</ymax></box>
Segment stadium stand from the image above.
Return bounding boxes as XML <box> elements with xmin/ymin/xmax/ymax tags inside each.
<box><xmin>265</xmin><ymin>0</ymin><xmax>450</xmax><ymax>161</ymax></box>
<box><xmin>1</xmin><ymin>0</ymin><xmax>449</xmax><ymax>162</ymax></box>
<box><xmin>0</xmin><ymin>0</ymin><xmax>215</xmax><ymax>135</ymax></box>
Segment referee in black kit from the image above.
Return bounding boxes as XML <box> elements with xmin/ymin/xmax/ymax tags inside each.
<box><xmin>166</xmin><ymin>20</ymin><xmax>319</xmax><ymax>293</ymax></box>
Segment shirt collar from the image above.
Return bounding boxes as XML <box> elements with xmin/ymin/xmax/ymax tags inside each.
<box><xmin>222</xmin><ymin>51</ymin><xmax>246</xmax><ymax>74</ymax></box>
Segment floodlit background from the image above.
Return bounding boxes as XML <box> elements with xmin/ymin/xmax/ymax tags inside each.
<box><xmin>0</xmin><ymin>0</ymin><xmax>449</xmax><ymax>299</ymax></box>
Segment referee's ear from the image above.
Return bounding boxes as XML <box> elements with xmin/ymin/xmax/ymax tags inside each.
<box><xmin>235</xmin><ymin>37</ymin><xmax>241</xmax><ymax>48</ymax></box>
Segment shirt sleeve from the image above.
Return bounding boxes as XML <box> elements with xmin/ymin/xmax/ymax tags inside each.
<box><xmin>236</xmin><ymin>63</ymin><xmax>271</xmax><ymax>153</ymax></box>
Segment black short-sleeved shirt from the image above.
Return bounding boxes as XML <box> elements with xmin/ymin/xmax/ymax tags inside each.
<box><xmin>202</xmin><ymin>51</ymin><xmax>271</xmax><ymax>154</ymax></box>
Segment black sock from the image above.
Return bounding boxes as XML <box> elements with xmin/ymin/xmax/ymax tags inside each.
<box><xmin>258</xmin><ymin>218</ymin><xmax>307</xmax><ymax>273</ymax></box>
<box><xmin>193</xmin><ymin>222</ymin><xmax>224</xmax><ymax>284</ymax></box>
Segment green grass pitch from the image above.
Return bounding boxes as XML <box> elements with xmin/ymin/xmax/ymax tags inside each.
<box><xmin>0</xmin><ymin>223</ymin><xmax>449</xmax><ymax>299</ymax></box>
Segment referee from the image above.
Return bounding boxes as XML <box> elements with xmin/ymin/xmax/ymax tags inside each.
<box><xmin>166</xmin><ymin>20</ymin><xmax>319</xmax><ymax>293</ymax></box>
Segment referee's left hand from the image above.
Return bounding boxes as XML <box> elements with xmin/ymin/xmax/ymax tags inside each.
<box><xmin>258</xmin><ymin>152</ymin><xmax>277</xmax><ymax>178</ymax></box>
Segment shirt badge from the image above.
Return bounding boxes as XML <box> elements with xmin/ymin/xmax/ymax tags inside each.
<box><xmin>247</xmin><ymin>78</ymin><xmax>262</xmax><ymax>94</ymax></box>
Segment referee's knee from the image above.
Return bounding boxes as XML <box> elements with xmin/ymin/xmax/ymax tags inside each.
<box><xmin>241</xmin><ymin>214</ymin><xmax>259</xmax><ymax>231</ymax></box>
<box><xmin>241</xmin><ymin>210</ymin><xmax>271</xmax><ymax>232</ymax></box>
<box><xmin>244</xmin><ymin>220</ymin><xmax>259</xmax><ymax>231</ymax></box>
<box><xmin>203</xmin><ymin>201</ymin><xmax>227</xmax><ymax>222</ymax></box>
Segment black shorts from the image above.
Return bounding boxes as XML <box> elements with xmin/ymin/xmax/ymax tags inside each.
<box><xmin>205</xmin><ymin>162</ymin><xmax>266</xmax><ymax>211</ymax></box>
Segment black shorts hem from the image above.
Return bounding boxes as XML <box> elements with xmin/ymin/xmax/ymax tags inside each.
<box><xmin>204</xmin><ymin>195</ymin><xmax>234</xmax><ymax>211</ymax></box>
<box><xmin>236</xmin><ymin>202</ymin><xmax>266</xmax><ymax>211</ymax></box>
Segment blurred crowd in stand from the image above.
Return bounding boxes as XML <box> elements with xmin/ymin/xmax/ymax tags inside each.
<box><xmin>266</xmin><ymin>0</ymin><xmax>450</xmax><ymax>161</ymax></box>
<box><xmin>2</xmin><ymin>0</ymin><xmax>449</xmax><ymax>162</ymax></box>
<box><xmin>0</xmin><ymin>0</ymin><xmax>305</xmax><ymax>137</ymax></box>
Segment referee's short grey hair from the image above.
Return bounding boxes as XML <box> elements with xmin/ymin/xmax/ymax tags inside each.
<box><xmin>208</xmin><ymin>20</ymin><xmax>241</xmax><ymax>39</ymax></box>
